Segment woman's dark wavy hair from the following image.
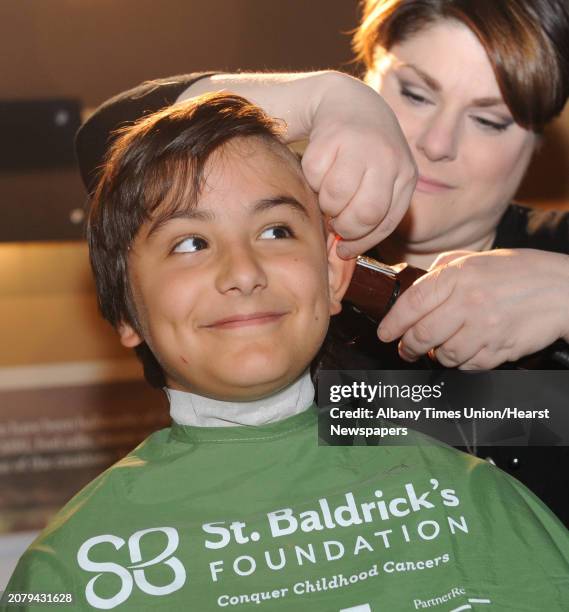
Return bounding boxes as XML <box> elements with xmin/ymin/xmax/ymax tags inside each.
<box><xmin>87</xmin><ymin>93</ymin><xmax>284</xmax><ymax>387</ymax></box>
<box><xmin>353</xmin><ymin>0</ymin><xmax>569</xmax><ymax>130</ymax></box>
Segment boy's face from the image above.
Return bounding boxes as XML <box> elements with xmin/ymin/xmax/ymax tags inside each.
<box><xmin>119</xmin><ymin>138</ymin><xmax>354</xmax><ymax>400</ymax></box>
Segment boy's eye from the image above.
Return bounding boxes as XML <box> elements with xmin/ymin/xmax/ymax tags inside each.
<box><xmin>259</xmin><ymin>225</ymin><xmax>294</xmax><ymax>240</ymax></box>
<box><xmin>400</xmin><ymin>86</ymin><xmax>433</xmax><ymax>106</ymax></box>
<box><xmin>173</xmin><ymin>236</ymin><xmax>208</xmax><ymax>253</ymax></box>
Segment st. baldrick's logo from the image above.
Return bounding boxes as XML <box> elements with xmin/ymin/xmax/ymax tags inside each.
<box><xmin>76</xmin><ymin>527</ymin><xmax>186</xmax><ymax>609</ymax></box>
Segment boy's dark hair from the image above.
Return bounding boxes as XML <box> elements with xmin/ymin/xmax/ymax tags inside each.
<box><xmin>87</xmin><ymin>93</ymin><xmax>286</xmax><ymax>387</ymax></box>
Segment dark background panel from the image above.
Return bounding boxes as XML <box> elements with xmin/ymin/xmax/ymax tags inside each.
<box><xmin>0</xmin><ymin>0</ymin><xmax>360</xmax><ymax>242</ymax></box>
<box><xmin>0</xmin><ymin>0</ymin><xmax>360</xmax><ymax>105</ymax></box>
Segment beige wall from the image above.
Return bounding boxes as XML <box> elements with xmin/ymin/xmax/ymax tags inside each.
<box><xmin>0</xmin><ymin>242</ymin><xmax>130</xmax><ymax>368</ymax></box>
<box><xmin>0</xmin><ymin>242</ymin><xmax>169</xmax><ymax>539</ymax></box>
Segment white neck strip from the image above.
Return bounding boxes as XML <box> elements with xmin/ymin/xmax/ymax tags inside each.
<box><xmin>167</xmin><ymin>370</ymin><xmax>314</xmax><ymax>427</ymax></box>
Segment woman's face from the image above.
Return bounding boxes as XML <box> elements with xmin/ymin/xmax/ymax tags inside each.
<box><xmin>367</xmin><ymin>20</ymin><xmax>538</xmax><ymax>255</ymax></box>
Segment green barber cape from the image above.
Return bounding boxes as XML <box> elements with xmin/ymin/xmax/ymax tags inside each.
<box><xmin>3</xmin><ymin>405</ymin><xmax>569</xmax><ymax>611</ymax></box>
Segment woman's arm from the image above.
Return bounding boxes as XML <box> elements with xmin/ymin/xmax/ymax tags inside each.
<box><xmin>76</xmin><ymin>71</ymin><xmax>417</xmax><ymax>257</ymax></box>
<box><xmin>181</xmin><ymin>71</ymin><xmax>417</xmax><ymax>257</ymax></box>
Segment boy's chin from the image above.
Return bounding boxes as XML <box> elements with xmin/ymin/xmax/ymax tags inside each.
<box><xmin>166</xmin><ymin>340</ymin><xmax>321</xmax><ymax>401</ymax></box>
<box><xmin>168</xmin><ymin>363</ymin><xmax>307</xmax><ymax>402</ymax></box>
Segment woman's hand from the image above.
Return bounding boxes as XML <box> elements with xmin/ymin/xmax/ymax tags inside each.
<box><xmin>377</xmin><ymin>249</ymin><xmax>569</xmax><ymax>369</ymax></box>
<box><xmin>302</xmin><ymin>72</ymin><xmax>417</xmax><ymax>258</ymax></box>
<box><xmin>182</xmin><ymin>71</ymin><xmax>417</xmax><ymax>257</ymax></box>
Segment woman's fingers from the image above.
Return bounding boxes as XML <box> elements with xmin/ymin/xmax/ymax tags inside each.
<box><xmin>303</xmin><ymin>137</ymin><xmax>416</xmax><ymax>256</ymax></box>
<box><xmin>334</xmin><ymin>162</ymin><xmax>416</xmax><ymax>258</ymax></box>
<box><xmin>396</xmin><ymin>295</ymin><xmax>466</xmax><ymax>362</ymax></box>
<box><xmin>378</xmin><ymin>265</ymin><xmax>458</xmax><ymax>343</ymax></box>
<box><xmin>308</xmin><ymin>151</ymin><xmax>370</xmax><ymax>221</ymax></box>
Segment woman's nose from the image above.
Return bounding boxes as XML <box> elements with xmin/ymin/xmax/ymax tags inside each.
<box><xmin>215</xmin><ymin>244</ymin><xmax>268</xmax><ymax>295</ymax></box>
<box><xmin>415</xmin><ymin>110</ymin><xmax>460</xmax><ymax>162</ymax></box>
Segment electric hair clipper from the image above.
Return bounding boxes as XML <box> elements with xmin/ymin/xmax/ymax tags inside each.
<box><xmin>344</xmin><ymin>255</ymin><xmax>425</xmax><ymax>323</ymax></box>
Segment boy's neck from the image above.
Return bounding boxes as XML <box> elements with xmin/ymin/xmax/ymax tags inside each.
<box><xmin>166</xmin><ymin>370</ymin><xmax>314</xmax><ymax>427</ymax></box>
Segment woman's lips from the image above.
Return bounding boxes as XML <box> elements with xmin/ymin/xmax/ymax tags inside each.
<box><xmin>204</xmin><ymin>312</ymin><xmax>286</xmax><ymax>329</ymax></box>
<box><xmin>416</xmin><ymin>175</ymin><xmax>456</xmax><ymax>194</ymax></box>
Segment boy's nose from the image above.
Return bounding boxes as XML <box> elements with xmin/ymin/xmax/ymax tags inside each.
<box><xmin>416</xmin><ymin>110</ymin><xmax>460</xmax><ymax>162</ymax></box>
<box><xmin>215</xmin><ymin>245</ymin><xmax>268</xmax><ymax>295</ymax></box>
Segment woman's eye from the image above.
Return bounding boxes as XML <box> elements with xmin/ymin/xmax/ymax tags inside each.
<box><xmin>400</xmin><ymin>86</ymin><xmax>432</xmax><ymax>106</ymax></box>
<box><xmin>173</xmin><ymin>236</ymin><xmax>208</xmax><ymax>253</ymax></box>
<box><xmin>472</xmin><ymin>115</ymin><xmax>513</xmax><ymax>133</ymax></box>
<box><xmin>260</xmin><ymin>225</ymin><xmax>294</xmax><ymax>240</ymax></box>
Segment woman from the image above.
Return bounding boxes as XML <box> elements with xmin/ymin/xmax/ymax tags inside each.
<box><xmin>345</xmin><ymin>0</ymin><xmax>569</xmax><ymax>527</ymax></box>
<box><xmin>353</xmin><ymin>0</ymin><xmax>569</xmax><ymax>371</ymax></box>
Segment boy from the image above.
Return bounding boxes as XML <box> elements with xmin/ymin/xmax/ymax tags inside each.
<box><xmin>4</xmin><ymin>94</ymin><xmax>569</xmax><ymax>611</ymax></box>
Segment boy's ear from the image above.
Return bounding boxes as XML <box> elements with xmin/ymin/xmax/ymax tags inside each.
<box><xmin>117</xmin><ymin>321</ymin><xmax>143</xmax><ymax>348</ymax></box>
<box><xmin>326</xmin><ymin>233</ymin><xmax>356</xmax><ymax>316</ymax></box>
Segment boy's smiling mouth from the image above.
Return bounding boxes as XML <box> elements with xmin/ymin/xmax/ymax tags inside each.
<box><xmin>203</xmin><ymin>311</ymin><xmax>288</xmax><ymax>329</ymax></box>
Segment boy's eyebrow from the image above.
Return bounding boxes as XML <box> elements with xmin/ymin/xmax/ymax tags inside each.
<box><xmin>252</xmin><ymin>195</ymin><xmax>309</xmax><ymax>218</ymax></box>
<box><xmin>147</xmin><ymin>209</ymin><xmax>214</xmax><ymax>238</ymax></box>
<box><xmin>147</xmin><ymin>195</ymin><xmax>309</xmax><ymax>238</ymax></box>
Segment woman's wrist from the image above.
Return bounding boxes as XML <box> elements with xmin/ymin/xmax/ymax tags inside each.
<box><xmin>310</xmin><ymin>71</ymin><xmax>390</xmax><ymax>135</ymax></box>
